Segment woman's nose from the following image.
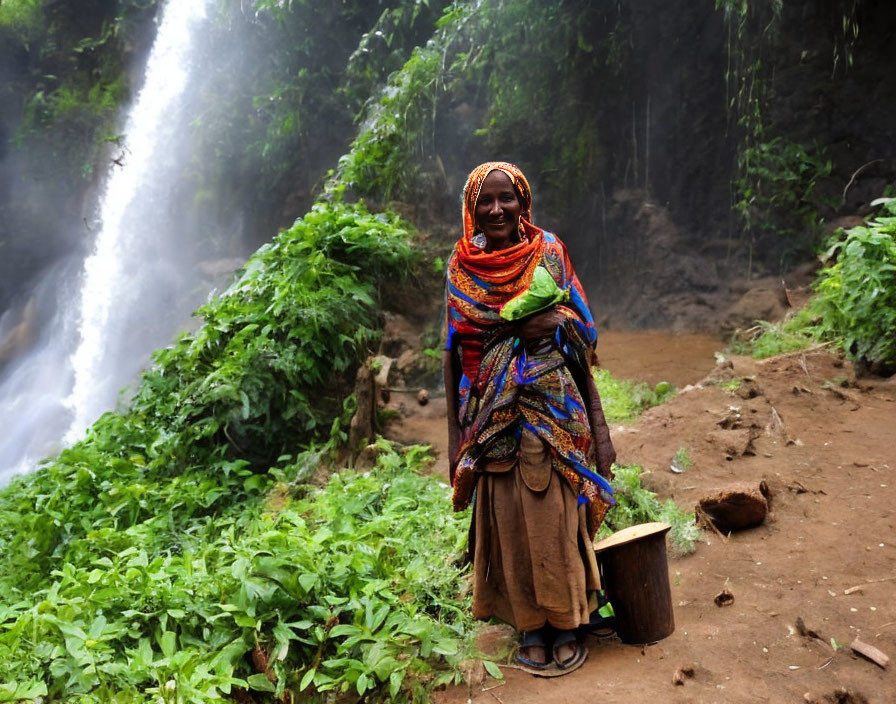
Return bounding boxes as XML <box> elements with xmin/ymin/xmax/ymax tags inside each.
<box><xmin>489</xmin><ymin>199</ymin><xmax>502</xmax><ymax>215</ymax></box>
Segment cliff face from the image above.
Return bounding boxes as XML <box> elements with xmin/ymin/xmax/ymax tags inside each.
<box><xmin>2</xmin><ymin>0</ymin><xmax>894</xmax><ymax>321</ymax></box>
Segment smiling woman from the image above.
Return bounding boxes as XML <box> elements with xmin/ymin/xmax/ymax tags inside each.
<box><xmin>443</xmin><ymin>161</ymin><xmax>616</xmax><ymax>673</ymax></box>
<box><xmin>472</xmin><ymin>169</ymin><xmax>523</xmax><ymax>250</ymax></box>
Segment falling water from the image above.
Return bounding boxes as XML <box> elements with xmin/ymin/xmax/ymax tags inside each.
<box><xmin>0</xmin><ymin>0</ymin><xmax>222</xmax><ymax>481</ymax></box>
<box><xmin>65</xmin><ymin>0</ymin><xmax>212</xmax><ymax>440</ymax></box>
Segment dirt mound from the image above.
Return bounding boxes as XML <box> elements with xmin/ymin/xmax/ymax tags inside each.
<box><xmin>591</xmin><ymin>191</ymin><xmax>818</xmax><ymax>335</ymax></box>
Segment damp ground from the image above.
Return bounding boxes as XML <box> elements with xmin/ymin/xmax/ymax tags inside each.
<box><xmin>384</xmin><ymin>330</ymin><xmax>896</xmax><ymax>704</ymax></box>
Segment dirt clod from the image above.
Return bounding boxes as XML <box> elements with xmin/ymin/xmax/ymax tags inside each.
<box><xmin>714</xmin><ymin>589</ymin><xmax>734</xmax><ymax>607</ymax></box>
<box><xmin>706</xmin><ymin>428</ymin><xmax>755</xmax><ymax>458</ymax></box>
<box><xmin>804</xmin><ymin>688</ymin><xmax>869</xmax><ymax>704</ymax></box>
<box><xmin>698</xmin><ymin>482</ymin><xmax>768</xmax><ymax>532</ymax></box>
<box><xmin>671</xmin><ymin>663</ymin><xmax>696</xmax><ymax>685</ymax></box>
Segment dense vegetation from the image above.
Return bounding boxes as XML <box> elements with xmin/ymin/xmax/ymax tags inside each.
<box><xmin>0</xmin><ymin>189</ymin><xmax>695</xmax><ymax>700</ymax></box>
<box><xmin>1</xmin><ymin>0</ymin><xmax>893</xmax><ymax>700</ymax></box>
<box><xmin>6</xmin><ymin>0</ymin><xmax>893</xmax><ymax>309</ymax></box>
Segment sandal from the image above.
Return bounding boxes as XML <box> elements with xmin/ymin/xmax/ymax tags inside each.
<box><xmin>580</xmin><ymin>592</ymin><xmax>617</xmax><ymax>638</ymax></box>
<box><xmin>516</xmin><ymin>629</ymin><xmax>550</xmax><ymax>670</ymax></box>
<box><xmin>580</xmin><ymin>609</ymin><xmax>616</xmax><ymax>638</ymax></box>
<box><xmin>552</xmin><ymin>629</ymin><xmax>585</xmax><ymax>669</ymax></box>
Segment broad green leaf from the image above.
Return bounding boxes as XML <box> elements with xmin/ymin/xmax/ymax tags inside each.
<box><xmin>247</xmin><ymin>673</ymin><xmax>276</xmax><ymax>692</ymax></box>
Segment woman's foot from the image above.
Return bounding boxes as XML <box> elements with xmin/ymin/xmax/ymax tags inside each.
<box><xmin>517</xmin><ymin>628</ymin><xmax>550</xmax><ymax>669</ymax></box>
<box><xmin>552</xmin><ymin>629</ymin><xmax>584</xmax><ymax>669</ymax></box>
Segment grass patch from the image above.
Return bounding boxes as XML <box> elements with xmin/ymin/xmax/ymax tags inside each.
<box><xmin>671</xmin><ymin>447</ymin><xmax>693</xmax><ymax>473</ymax></box>
<box><xmin>593</xmin><ymin>368</ymin><xmax>676</xmax><ymax>423</ymax></box>
<box><xmin>717</xmin><ymin>378</ymin><xmax>743</xmax><ymax>392</ymax></box>
<box><xmin>729</xmin><ymin>308</ymin><xmax>819</xmax><ymax>359</ymax></box>
<box><xmin>600</xmin><ymin>464</ymin><xmax>699</xmax><ymax>557</ymax></box>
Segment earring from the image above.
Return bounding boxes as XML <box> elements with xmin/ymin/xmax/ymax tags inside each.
<box><xmin>517</xmin><ymin>220</ymin><xmax>526</xmax><ymax>241</ymax></box>
<box><xmin>472</xmin><ymin>232</ymin><xmax>487</xmax><ymax>248</ymax></box>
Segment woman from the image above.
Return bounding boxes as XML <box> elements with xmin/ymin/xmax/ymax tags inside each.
<box><xmin>443</xmin><ymin>162</ymin><xmax>616</xmax><ymax>671</ymax></box>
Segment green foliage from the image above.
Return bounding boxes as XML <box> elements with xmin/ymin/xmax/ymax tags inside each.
<box><xmin>129</xmin><ymin>200</ymin><xmax>417</xmax><ymax>468</ymax></box>
<box><xmin>729</xmin><ymin>309</ymin><xmax>819</xmax><ymax>359</ymax></box>
<box><xmin>0</xmin><ymin>199</ymin><xmax>415</xmax><ymax>589</ymax></box>
<box><xmin>593</xmin><ymin>368</ymin><xmax>676</xmax><ymax>424</ymax></box>
<box><xmin>187</xmin><ymin>0</ymin><xmax>450</xmax><ymax>235</ymax></box>
<box><xmin>812</xmin><ymin>200</ymin><xmax>896</xmax><ymax>372</ymax></box>
<box><xmin>0</xmin><ymin>0</ymin><xmax>43</xmax><ymax>45</ymax></box>
<box><xmin>729</xmin><ymin>201</ymin><xmax>896</xmax><ymax>371</ymax></box>
<box><xmin>734</xmin><ymin>136</ymin><xmax>833</xmax><ymax>242</ymax></box>
<box><xmin>461</xmin><ymin>0</ymin><xmax>611</xmax><ymax>203</ymax></box>
<box><xmin>600</xmin><ymin>464</ymin><xmax>699</xmax><ymax>557</ymax></box>
<box><xmin>334</xmin><ymin>5</ymin><xmax>464</xmax><ymax>201</ymax></box>
<box><xmin>334</xmin><ymin>0</ymin><xmax>620</xmax><ymax>208</ymax></box>
<box><xmin>0</xmin><ymin>439</ymin><xmax>475</xmax><ymax>702</ymax></box>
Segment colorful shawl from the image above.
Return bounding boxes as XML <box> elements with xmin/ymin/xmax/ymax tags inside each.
<box><xmin>446</xmin><ymin>162</ymin><xmax>614</xmax><ymax>536</ymax></box>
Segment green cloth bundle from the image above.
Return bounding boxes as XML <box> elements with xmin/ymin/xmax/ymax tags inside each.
<box><xmin>499</xmin><ymin>265</ymin><xmax>569</xmax><ymax>321</ymax></box>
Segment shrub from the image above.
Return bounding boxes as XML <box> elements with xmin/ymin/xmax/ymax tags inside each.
<box><xmin>812</xmin><ymin>199</ymin><xmax>896</xmax><ymax>373</ymax></box>
<box><xmin>600</xmin><ymin>463</ymin><xmax>699</xmax><ymax>556</ymax></box>
<box><xmin>0</xmin><ymin>441</ymin><xmax>475</xmax><ymax>702</ymax></box>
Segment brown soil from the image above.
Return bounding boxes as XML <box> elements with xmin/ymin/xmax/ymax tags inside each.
<box><xmin>383</xmin><ymin>332</ymin><xmax>896</xmax><ymax>704</ymax></box>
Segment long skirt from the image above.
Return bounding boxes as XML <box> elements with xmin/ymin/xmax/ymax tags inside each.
<box><xmin>471</xmin><ymin>429</ymin><xmax>601</xmax><ymax>632</ymax></box>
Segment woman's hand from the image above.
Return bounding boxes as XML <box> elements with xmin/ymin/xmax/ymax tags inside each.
<box><xmin>517</xmin><ymin>309</ymin><xmax>565</xmax><ymax>341</ymax></box>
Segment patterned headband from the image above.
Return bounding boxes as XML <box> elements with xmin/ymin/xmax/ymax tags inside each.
<box><xmin>462</xmin><ymin>161</ymin><xmax>533</xmax><ymax>236</ymax></box>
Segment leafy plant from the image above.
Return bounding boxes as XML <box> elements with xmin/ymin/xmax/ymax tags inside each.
<box><xmin>0</xmin><ymin>440</ymin><xmax>476</xmax><ymax>702</ymax></box>
<box><xmin>593</xmin><ymin>368</ymin><xmax>676</xmax><ymax>423</ymax></box>
<box><xmin>600</xmin><ymin>464</ymin><xmax>699</xmax><ymax>556</ymax></box>
<box><xmin>811</xmin><ymin>200</ymin><xmax>896</xmax><ymax>373</ymax></box>
<box><xmin>734</xmin><ymin>135</ymin><xmax>833</xmax><ymax>246</ymax></box>
<box><xmin>128</xmin><ymin>200</ymin><xmax>417</xmax><ymax>469</ymax></box>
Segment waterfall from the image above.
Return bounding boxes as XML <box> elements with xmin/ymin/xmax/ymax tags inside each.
<box><xmin>64</xmin><ymin>0</ymin><xmax>212</xmax><ymax>440</ymax></box>
<box><xmin>0</xmin><ymin>0</ymin><xmax>223</xmax><ymax>481</ymax></box>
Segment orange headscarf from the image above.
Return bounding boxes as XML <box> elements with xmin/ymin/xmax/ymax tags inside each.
<box><xmin>454</xmin><ymin>161</ymin><xmax>543</xmax><ymax>284</ymax></box>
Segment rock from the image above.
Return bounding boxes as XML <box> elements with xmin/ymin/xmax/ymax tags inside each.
<box><xmin>723</xmin><ymin>286</ymin><xmax>788</xmax><ymax>333</ymax></box>
<box><xmin>714</xmin><ymin>589</ymin><xmax>735</xmax><ymax>607</ymax></box>
<box><xmin>698</xmin><ymin>481</ymin><xmax>769</xmax><ymax>532</ymax></box>
<box><xmin>416</xmin><ymin>388</ymin><xmax>429</xmax><ymax>406</ymax></box>
<box><xmin>671</xmin><ymin>663</ymin><xmax>696</xmax><ymax>686</ymax></box>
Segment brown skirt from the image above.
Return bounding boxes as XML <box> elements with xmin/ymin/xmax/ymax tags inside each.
<box><xmin>471</xmin><ymin>430</ymin><xmax>601</xmax><ymax>632</ymax></box>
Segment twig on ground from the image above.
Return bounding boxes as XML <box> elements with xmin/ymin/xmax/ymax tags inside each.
<box><xmin>757</xmin><ymin>342</ymin><xmax>835</xmax><ymax>363</ymax></box>
<box><xmin>850</xmin><ymin>637</ymin><xmax>889</xmax><ymax>669</ymax></box>
<box><xmin>843</xmin><ymin>574</ymin><xmax>896</xmax><ymax>595</ymax></box>
<box><xmin>696</xmin><ymin>505</ymin><xmax>729</xmax><ymax>543</ymax></box>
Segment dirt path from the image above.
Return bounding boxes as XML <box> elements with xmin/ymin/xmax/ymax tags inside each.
<box><xmin>385</xmin><ymin>332</ymin><xmax>896</xmax><ymax>704</ymax></box>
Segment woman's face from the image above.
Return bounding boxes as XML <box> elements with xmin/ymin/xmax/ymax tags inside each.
<box><xmin>474</xmin><ymin>170</ymin><xmax>522</xmax><ymax>250</ymax></box>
